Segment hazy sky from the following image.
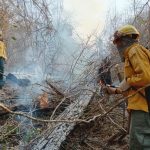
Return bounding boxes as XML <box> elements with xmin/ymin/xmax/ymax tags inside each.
<box><xmin>64</xmin><ymin>0</ymin><xmax>130</xmax><ymax>38</ymax></box>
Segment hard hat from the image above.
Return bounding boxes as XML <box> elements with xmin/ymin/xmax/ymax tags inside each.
<box><xmin>113</xmin><ymin>25</ymin><xmax>140</xmax><ymax>44</ymax></box>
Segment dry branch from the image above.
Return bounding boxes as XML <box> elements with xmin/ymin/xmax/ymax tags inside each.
<box><xmin>0</xmin><ymin>84</ymin><xmax>149</xmax><ymax>124</ymax></box>
<box><xmin>46</xmin><ymin>80</ymin><xmax>65</xmax><ymax>97</ymax></box>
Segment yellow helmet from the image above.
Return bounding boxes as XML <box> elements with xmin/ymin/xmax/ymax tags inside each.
<box><xmin>113</xmin><ymin>25</ymin><xmax>140</xmax><ymax>44</ymax></box>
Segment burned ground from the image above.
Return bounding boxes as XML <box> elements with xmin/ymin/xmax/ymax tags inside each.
<box><xmin>60</xmin><ymin>94</ymin><xmax>129</xmax><ymax>150</ymax></box>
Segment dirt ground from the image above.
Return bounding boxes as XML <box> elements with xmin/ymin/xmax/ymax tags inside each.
<box><xmin>60</xmin><ymin>93</ymin><xmax>129</xmax><ymax>150</ymax></box>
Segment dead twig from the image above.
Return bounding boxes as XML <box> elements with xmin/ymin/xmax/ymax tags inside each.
<box><xmin>98</xmin><ymin>103</ymin><xmax>127</xmax><ymax>133</ymax></box>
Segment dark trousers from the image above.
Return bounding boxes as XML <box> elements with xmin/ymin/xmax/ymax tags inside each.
<box><xmin>0</xmin><ymin>57</ymin><xmax>4</xmax><ymax>88</ymax></box>
<box><xmin>129</xmin><ymin>110</ymin><xmax>150</xmax><ymax>150</ymax></box>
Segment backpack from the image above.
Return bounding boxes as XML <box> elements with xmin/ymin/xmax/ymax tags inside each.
<box><xmin>141</xmin><ymin>46</ymin><xmax>150</xmax><ymax>112</ymax></box>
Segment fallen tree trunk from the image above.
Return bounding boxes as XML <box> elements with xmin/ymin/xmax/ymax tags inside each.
<box><xmin>28</xmin><ymin>86</ymin><xmax>94</xmax><ymax>150</ymax></box>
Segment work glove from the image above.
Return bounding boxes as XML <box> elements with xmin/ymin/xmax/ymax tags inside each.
<box><xmin>105</xmin><ymin>86</ymin><xmax>117</xmax><ymax>94</ymax></box>
<box><xmin>103</xmin><ymin>85</ymin><xmax>121</xmax><ymax>94</ymax></box>
<box><xmin>105</xmin><ymin>79</ymin><xmax>130</xmax><ymax>94</ymax></box>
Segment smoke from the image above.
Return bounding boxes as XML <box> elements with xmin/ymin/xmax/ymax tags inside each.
<box><xmin>4</xmin><ymin>0</ymin><xmax>101</xmax><ymax>108</ymax></box>
<box><xmin>64</xmin><ymin>0</ymin><xmax>104</xmax><ymax>38</ymax></box>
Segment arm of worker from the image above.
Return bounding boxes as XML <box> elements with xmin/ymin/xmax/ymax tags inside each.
<box><xmin>106</xmin><ymin>78</ymin><xmax>130</xmax><ymax>94</ymax></box>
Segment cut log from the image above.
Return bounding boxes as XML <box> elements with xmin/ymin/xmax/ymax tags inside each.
<box><xmin>28</xmin><ymin>86</ymin><xmax>94</xmax><ymax>150</ymax></box>
<box><xmin>38</xmin><ymin>92</ymin><xmax>49</xmax><ymax>109</ymax></box>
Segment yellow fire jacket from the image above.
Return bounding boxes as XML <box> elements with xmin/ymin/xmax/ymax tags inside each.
<box><xmin>124</xmin><ymin>43</ymin><xmax>150</xmax><ymax>112</ymax></box>
<box><xmin>0</xmin><ymin>41</ymin><xmax>7</xmax><ymax>60</ymax></box>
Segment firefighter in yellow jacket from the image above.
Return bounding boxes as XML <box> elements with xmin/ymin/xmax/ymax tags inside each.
<box><xmin>0</xmin><ymin>31</ymin><xmax>7</xmax><ymax>88</ymax></box>
<box><xmin>106</xmin><ymin>25</ymin><xmax>150</xmax><ymax>150</ymax></box>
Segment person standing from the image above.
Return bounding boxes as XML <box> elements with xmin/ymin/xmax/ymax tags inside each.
<box><xmin>106</xmin><ymin>25</ymin><xmax>150</xmax><ymax>150</ymax></box>
<box><xmin>0</xmin><ymin>31</ymin><xmax>7</xmax><ymax>88</ymax></box>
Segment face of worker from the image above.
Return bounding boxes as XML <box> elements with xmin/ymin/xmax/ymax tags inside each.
<box><xmin>115</xmin><ymin>39</ymin><xmax>125</xmax><ymax>62</ymax></box>
<box><xmin>0</xmin><ymin>36</ymin><xmax>3</xmax><ymax>41</ymax></box>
